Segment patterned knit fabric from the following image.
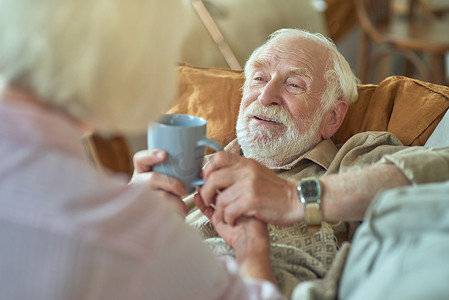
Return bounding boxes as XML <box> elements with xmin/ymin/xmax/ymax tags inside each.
<box><xmin>190</xmin><ymin>216</ymin><xmax>337</xmax><ymax>298</ymax></box>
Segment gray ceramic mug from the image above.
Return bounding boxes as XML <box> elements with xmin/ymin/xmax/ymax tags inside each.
<box><xmin>147</xmin><ymin>114</ymin><xmax>224</xmax><ymax>194</ymax></box>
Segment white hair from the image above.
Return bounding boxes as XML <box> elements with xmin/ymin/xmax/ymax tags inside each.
<box><xmin>244</xmin><ymin>28</ymin><xmax>359</xmax><ymax>111</ymax></box>
<box><xmin>0</xmin><ymin>0</ymin><xmax>187</xmax><ymax>133</ymax></box>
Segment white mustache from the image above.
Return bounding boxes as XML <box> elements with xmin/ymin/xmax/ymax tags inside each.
<box><xmin>242</xmin><ymin>101</ymin><xmax>296</xmax><ymax>128</ymax></box>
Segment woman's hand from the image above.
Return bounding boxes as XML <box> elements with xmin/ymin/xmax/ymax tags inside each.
<box><xmin>195</xmin><ymin>192</ymin><xmax>274</xmax><ymax>282</ymax></box>
<box><xmin>215</xmin><ymin>214</ymin><xmax>274</xmax><ymax>282</ymax></box>
<box><xmin>130</xmin><ymin>149</ymin><xmax>188</xmax><ymax>215</ymax></box>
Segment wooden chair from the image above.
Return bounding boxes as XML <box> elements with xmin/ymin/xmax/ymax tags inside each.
<box><xmin>82</xmin><ymin>132</ymin><xmax>133</xmax><ymax>178</ymax></box>
<box><xmin>354</xmin><ymin>0</ymin><xmax>449</xmax><ymax>85</ymax></box>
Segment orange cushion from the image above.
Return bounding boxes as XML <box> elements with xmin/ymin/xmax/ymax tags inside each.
<box><xmin>169</xmin><ymin>64</ymin><xmax>449</xmax><ymax>152</ymax></box>
<box><xmin>333</xmin><ymin>76</ymin><xmax>449</xmax><ymax>146</ymax></box>
<box><xmin>168</xmin><ymin>63</ymin><xmax>244</xmax><ymax>153</ymax></box>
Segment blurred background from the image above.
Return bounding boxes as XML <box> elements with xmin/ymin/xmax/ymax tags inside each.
<box><xmin>177</xmin><ymin>0</ymin><xmax>449</xmax><ymax>84</ymax></box>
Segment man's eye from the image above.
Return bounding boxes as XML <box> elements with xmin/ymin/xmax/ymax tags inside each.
<box><xmin>289</xmin><ymin>82</ymin><xmax>305</xmax><ymax>89</ymax></box>
<box><xmin>288</xmin><ymin>79</ymin><xmax>308</xmax><ymax>89</ymax></box>
<box><xmin>254</xmin><ymin>77</ymin><xmax>265</xmax><ymax>81</ymax></box>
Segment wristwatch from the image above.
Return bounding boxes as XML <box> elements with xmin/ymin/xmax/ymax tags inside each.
<box><xmin>297</xmin><ymin>177</ymin><xmax>322</xmax><ymax>226</ymax></box>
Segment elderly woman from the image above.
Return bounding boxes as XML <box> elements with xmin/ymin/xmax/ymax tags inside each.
<box><xmin>0</xmin><ymin>0</ymin><xmax>284</xmax><ymax>299</ymax></box>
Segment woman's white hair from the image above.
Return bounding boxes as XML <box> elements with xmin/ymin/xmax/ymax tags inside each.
<box><xmin>244</xmin><ymin>28</ymin><xmax>359</xmax><ymax>111</ymax></box>
<box><xmin>0</xmin><ymin>0</ymin><xmax>187</xmax><ymax>133</ymax></box>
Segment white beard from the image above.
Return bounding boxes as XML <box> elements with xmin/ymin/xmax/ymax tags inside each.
<box><xmin>236</xmin><ymin>101</ymin><xmax>322</xmax><ymax>168</ymax></box>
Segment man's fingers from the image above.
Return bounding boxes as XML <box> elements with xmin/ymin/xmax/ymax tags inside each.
<box><xmin>133</xmin><ymin>149</ymin><xmax>166</xmax><ymax>173</ymax></box>
<box><xmin>199</xmin><ymin>168</ymin><xmax>237</xmax><ymax>207</ymax></box>
<box><xmin>222</xmin><ymin>202</ymin><xmax>250</xmax><ymax>226</ymax></box>
<box><xmin>193</xmin><ymin>192</ymin><xmax>217</xmax><ymax>220</ymax></box>
<box><xmin>212</xmin><ymin>186</ymin><xmax>248</xmax><ymax>225</ymax></box>
<box><xmin>203</xmin><ymin>151</ymin><xmax>241</xmax><ymax>179</ymax></box>
<box><xmin>193</xmin><ymin>192</ymin><xmax>207</xmax><ymax>213</ymax></box>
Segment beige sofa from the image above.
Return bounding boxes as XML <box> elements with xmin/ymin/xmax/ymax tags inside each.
<box><xmin>170</xmin><ymin>63</ymin><xmax>449</xmax><ymax>151</ymax></box>
<box><xmin>83</xmin><ymin>63</ymin><xmax>449</xmax><ymax>176</ymax></box>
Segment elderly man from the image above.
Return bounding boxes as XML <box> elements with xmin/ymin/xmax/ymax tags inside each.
<box><xmin>134</xmin><ymin>28</ymin><xmax>449</xmax><ymax>297</ymax></box>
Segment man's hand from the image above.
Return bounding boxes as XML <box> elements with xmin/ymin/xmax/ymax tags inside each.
<box><xmin>196</xmin><ymin>151</ymin><xmax>303</xmax><ymax>226</ymax></box>
<box><xmin>207</xmin><ymin>209</ymin><xmax>275</xmax><ymax>283</ymax></box>
<box><xmin>130</xmin><ymin>149</ymin><xmax>188</xmax><ymax>215</ymax></box>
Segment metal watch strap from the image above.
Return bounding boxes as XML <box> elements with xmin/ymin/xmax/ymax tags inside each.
<box><xmin>304</xmin><ymin>202</ymin><xmax>322</xmax><ymax>226</ymax></box>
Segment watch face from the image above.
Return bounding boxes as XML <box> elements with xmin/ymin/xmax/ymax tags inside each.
<box><xmin>301</xmin><ymin>179</ymin><xmax>321</xmax><ymax>202</ymax></box>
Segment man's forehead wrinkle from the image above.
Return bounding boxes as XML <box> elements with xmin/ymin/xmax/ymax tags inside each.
<box><xmin>288</xmin><ymin>67</ymin><xmax>313</xmax><ymax>80</ymax></box>
<box><xmin>259</xmin><ymin>44</ymin><xmax>321</xmax><ymax>70</ymax></box>
<box><xmin>250</xmin><ymin>41</ymin><xmax>329</xmax><ymax>92</ymax></box>
<box><xmin>251</xmin><ymin>57</ymin><xmax>272</xmax><ymax>69</ymax></box>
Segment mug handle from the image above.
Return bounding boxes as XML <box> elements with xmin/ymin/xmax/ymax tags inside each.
<box><xmin>197</xmin><ymin>138</ymin><xmax>224</xmax><ymax>152</ymax></box>
<box><xmin>191</xmin><ymin>138</ymin><xmax>224</xmax><ymax>187</ymax></box>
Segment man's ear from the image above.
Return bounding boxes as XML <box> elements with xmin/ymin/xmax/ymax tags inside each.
<box><xmin>320</xmin><ymin>100</ymin><xmax>348</xmax><ymax>140</ymax></box>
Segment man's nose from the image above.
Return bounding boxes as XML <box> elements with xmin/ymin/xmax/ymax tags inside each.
<box><xmin>258</xmin><ymin>80</ymin><xmax>282</xmax><ymax>106</ymax></box>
